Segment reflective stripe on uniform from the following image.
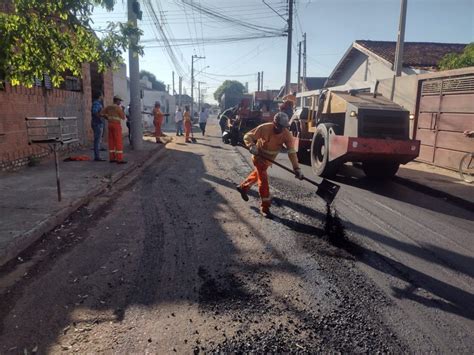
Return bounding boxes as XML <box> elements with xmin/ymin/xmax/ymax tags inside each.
<box><xmin>115</xmin><ymin>150</ymin><xmax>123</xmax><ymax>153</ymax></box>
<box><xmin>261</xmin><ymin>196</ymin><xmax>272</xmax><ymax>202</ymax></box>
<box><xmin>261</xmin><ymin>148</ymin><xmax>279</xmax><ymax>155</ymax></box>
<box><xmin>287</xmin><ymin>148</ymin><xmax>297</xmax><ymax>154</ymax></box>
<box><xmin>108</xmin><ymin>116</ymin><xmax>122</xmax><ymax>122</ymax></box>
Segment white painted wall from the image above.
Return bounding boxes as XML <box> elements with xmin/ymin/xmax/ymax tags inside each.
<box><xmin>142</xmin><ymin>89</ymin><xmax>176</xmax><ymax>131</ymax></box>
<box><xmin>112</xmin><ymin>63</ymin><xmax>129</xmax><ymax>133</ymax></box>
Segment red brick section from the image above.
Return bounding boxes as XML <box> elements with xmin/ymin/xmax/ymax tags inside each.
<box><xmin>0</xmin><ymin>64</ymin><xmax>114</xmax><ymax>171</ymax></box>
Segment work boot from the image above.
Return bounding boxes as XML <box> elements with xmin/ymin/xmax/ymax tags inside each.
<box><xmin>260</xmin><ymin>206</ymin><xmax>272</xmax><ymax>218</ymax></box>
<box><xmin>236</xmin><ymin>185</ymin><xmax>249</xmax><ymax>202</ymax></box>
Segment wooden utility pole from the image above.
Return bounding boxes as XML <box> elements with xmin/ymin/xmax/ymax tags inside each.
<box><xmin>285</xmin><ymin>0</ymin><xmax>293</xmax><ymax>95</ymax></box>
<box><xmin>261</xmin><ymin>71</ymin><xmax>264</xmax><ymax>90</ymax></box>
<box><xmin>258</xmin><ymin>72</ymin><xmax>261</xmax><ymax>91</ymax></box>
<box><xmin>127</xmin><ymin>0</ymin><xmax>142</xmax><ymax>149</ymax></box>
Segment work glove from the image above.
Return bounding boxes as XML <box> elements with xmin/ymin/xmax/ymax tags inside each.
<box><xmin>294</xmin><ymin>167</ymin><xmax>304</xmax><ymax>180</ymax></box>
<box><xmin>249</xmin><ymin>144</ymin><xmax>259</xmax><ymax>155</ymax></box>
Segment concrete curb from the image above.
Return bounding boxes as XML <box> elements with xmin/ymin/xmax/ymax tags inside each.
<box><xmin>394</xmin><ymin>176</ymin><xmax>474</xmax><ymax>211</ymax></box>
<box><xmin>0</xmin><ymin>144</ymin><xmax>166</xmax><ymax>268</ymax></box>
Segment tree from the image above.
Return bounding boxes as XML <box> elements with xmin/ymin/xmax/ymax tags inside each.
<box><xmin>213</xmin><ymin>80</ymin><xmax>245</xmax><ymax>101</ymax></box>
<box><xmin>0</xmin><ymin>0</ymin><xmax>143</xmax><ymax>87</ymax></box>
<box><xmin>140</xmin><ymin>70</ymin><xmax>166</xmax><ymax>91</ymax></box>
<box><xmin>439</xmin><ymin>43</ymin><xmax>474</xmax><ymax>70</ymax></box>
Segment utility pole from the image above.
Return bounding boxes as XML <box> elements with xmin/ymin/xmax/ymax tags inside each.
<box><xmin>261</xmin><ymin>71</ymin><xmax>264</xmax><ymax>90</ymax></box>
<box><xmin>297</xmin><ymin>40</ymin><xmax>302</xmax><ymax>92</ymax></box>
<box><xmin>394</xmin><ymin>0</ymin><xmax>407</xmax><ymax>76</ymax></box>
<box><xmin>172</xmin><ymin>71</ymin><xmax>175</xmax><ymax>95</ymax></box>
<box><xmin>178</xmin><ymin>76</ymin><xmax>182</xmax><ymax>107</ymax></box>
<box><xmin>191</xmin><ymin>55</ymin><xmax>205</xmax><ymax>118</ymax></box>
<box><xmin>303</xmin><ymin>33</ymin><xmax>307</xmax><ymax>92</ymax></box>
<box><xmin>257</xmin><ymin>72</ymin><xmax>261</xmax><ymax>91</ymax></box>
<box><xmin>198</xmin><ymin>81</ymin><xmax>201</xmax><ymax>113</ymax></box>
<box><xmin>127</xmin><ymin>0</ymin><xmax>142</xmax><ymax>149</ymax></box>
<box><xmin>285</xmin><ymin>0</ymin><xmax>294</xmax><ymax>95</ymax></box>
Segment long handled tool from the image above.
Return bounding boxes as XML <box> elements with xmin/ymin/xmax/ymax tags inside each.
<box><xmin>239</xmin><ymin>144</ymin><xmax>340</xmax><ymax>205</ymax></box>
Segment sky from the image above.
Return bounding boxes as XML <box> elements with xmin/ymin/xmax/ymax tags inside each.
<box><xmin>91</xmin><ymin>0</ymin><xmax>474</xmax><ymax>103</ymax></box>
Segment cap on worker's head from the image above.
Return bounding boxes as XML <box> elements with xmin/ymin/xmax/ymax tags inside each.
<box><xmin>113</xmin><ymin>95</ymin><xmax>123</xmax><ymax>102</ymax></box>
<box><xmin>155</xmin><ymin>101</ymin><xmax>161</xmax><ymax>107</ymax></box>
<box><xmin>273</xmin><ymin>112</ymin><xmax>290</xmax><ymax>128</ymax></box>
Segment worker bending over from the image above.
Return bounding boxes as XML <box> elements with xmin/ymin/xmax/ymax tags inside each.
<box><xmin>100</xmin><ymin>95</ymin><xmax>127</xmax><ymax>164</ymax></box>
<box><xmin>237</xmin><ymin>112</ymin><xmax>303</xmax><ymax>217</ymax></box>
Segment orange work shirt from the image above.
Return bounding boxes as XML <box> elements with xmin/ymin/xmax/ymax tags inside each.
<box><xmin>100</xmin><ymin>104</ymin><xmax>125</xmax><ymax>124</ymax></box>
<box><xmin>153</xmin><ymin>107</ymin><xmax>164</xmax><ymax>125</ymax></box>
<box><xmin>183</xmin><ymin>111</ymin><xmax>191</xmax><ymax>123</ymax></box>
<box><xmin>244</xmin><ymin>122</ymin><xmax>296</xmax><ymax>163</ymax></box>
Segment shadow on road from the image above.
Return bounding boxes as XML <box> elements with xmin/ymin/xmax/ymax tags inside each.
<box><xmin>0</xmin><ymin>147</ymin><xmax>307</xmax><ymax>352</ymax></box>
<box><xmin>332</xmin><ymin>165</ymin><xmax>472</xmax><ymax>220</ymax></box>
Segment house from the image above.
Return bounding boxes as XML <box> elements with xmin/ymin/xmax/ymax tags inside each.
<box><xmin>325</xmin><ymin>40</ymin><xmax>467</xmax><ymax>90</ymax></box>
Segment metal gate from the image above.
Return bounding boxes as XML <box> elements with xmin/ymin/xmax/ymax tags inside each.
<box><xmin>416</xmin><ymin>75</ymin><xmax>474</xmax><ymax>170</ymax></box>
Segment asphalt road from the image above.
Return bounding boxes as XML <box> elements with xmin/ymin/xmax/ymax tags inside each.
<box><xmin>0</xmin><ymin>118</ymin><xmax>472</xmax><ymax>353</ymax></box>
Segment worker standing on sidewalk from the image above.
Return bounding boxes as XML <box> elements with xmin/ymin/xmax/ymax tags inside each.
<box><xmin>153</xmin><ymin>101</ymin><xmax>165</xmax><ymax>143</ymax></box>
<box><xmin>237</xmin><ymin>112</ymin><xmax>303</xmax><ymax>218</ymax></box>
<box><xmin>91</xmin><ymin>92</ymin><xmax>106</xmax><ymax>161</ymax></box>
<box><xmin>183</xmin><ymin>105</ymin><xmax>192</xmax><ymax>143</ymax></box>
<box><xmin>100</xmin><ymin>95</ymin><xmax>127</xmax><ymax>164</ymax></box>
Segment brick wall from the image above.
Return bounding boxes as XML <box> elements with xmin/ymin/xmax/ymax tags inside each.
<box><xmin>0</xmin><ymin>64</ymin><xmax>114</xmax><ymax>171</ymax></box>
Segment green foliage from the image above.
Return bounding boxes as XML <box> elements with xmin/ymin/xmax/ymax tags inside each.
<box><xmin>139</xmin><ymin>70</ymin><xmax>166</xmax><ymax>91</ymax></box>
<box><xmin>439</xmin><ymin>43</ymin><xmax>474</xmax><ymax>70</ymax></box>
<box><xmin>0</xmin><ymin>0</ymin><xmax>143</xmax><ymax>87</ymax></box>
<box><xmin>213</xmin><ymin>80</ymin><xmax>245</xmax><ymax>101</ymax></box>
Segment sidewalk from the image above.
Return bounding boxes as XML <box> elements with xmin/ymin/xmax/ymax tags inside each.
<box><xmin>0</xmin><ymin>138</ymin><xmax>163</xmax><ymax>267</ymax></box>
<box><xmin>396</xmin><ymin>160</ymin><xmax>474</xmax><ymax>209</ymax></box>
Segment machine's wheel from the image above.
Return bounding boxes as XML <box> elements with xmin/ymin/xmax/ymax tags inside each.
<box><xmin>311</xmin><ymin>123</ymin><xmax>340</xmax><ymax>177</ymax></box>
<box><xmin>362</xmin><ymin>161</ymin><xmax>400</xmax><ymax>178</ymax></box>
<box><xmin>289</xmin><ymin>119</ymin><xmax>310</xmax><ymax>165</ymax></box>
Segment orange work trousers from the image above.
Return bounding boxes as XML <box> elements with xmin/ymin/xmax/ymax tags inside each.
<box><xmin>108</xmin><ymin>122</ymin><xmax>123</xmax><ymax>161</ymax></box>
<box><xmin>240</xmin><ymin>159</ymin><xmax>271</xmax><ymax>208</ymax></box>
<box><xmin>154</xmin><ymin>118</ymin><xmax>163</xmax><ymax>139</ymax></box>
<box><xmin>184</xmin><ymin>120</ymin><xmax>192</xmax><ymax>141</ymax></box>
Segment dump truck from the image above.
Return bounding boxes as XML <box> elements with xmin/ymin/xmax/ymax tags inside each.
<box><xmin>290</xmin><ymin>89</ymin><xmax>421</xmax><ymax>178</ymax></box>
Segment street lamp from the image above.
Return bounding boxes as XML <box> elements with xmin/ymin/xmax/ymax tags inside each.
<box><xmin>191</xmin><ymin>55</ymin><xmax>205</xmax><ymax>117</ymax></box>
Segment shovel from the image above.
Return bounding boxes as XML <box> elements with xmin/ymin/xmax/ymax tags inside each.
<box><xmin>239</xmin><ymin>144</ymin><xmax>340</xmax><ymax>205</ymax></box>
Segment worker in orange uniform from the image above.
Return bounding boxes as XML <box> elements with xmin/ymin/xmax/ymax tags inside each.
<box><xmin>100</xmin><ymin>95</ymin><xmax>127</xmax><ymax>164</ymax></box>
<box><xmin>237</xmin><ymin>112</ymin><xmax>303</xmax><ymax>218</ymax></box>
<box><xmin>153</xmin><ymin>101</ymin><xmax>165</xmax><ymax>143</ymax></box>
<box><xmin>280</xmin><ymin>91</ymin><xmax>297</xmax><ymax>118</ymax></box>
<box><xmin>183</xmin><ymin>105</ymin><xmax>192</xmax><ymax>143</ymax></box>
